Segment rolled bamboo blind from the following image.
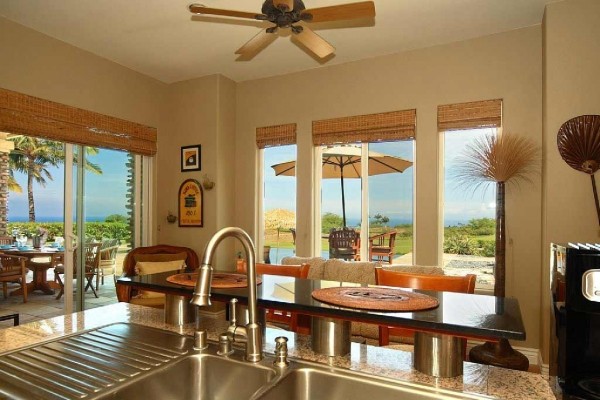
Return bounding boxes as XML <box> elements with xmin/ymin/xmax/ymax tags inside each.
<box><xmin>256</xmin><ymin>123</ymin><xmax>297</xmax><ymax>149</ymax></box>
<box><xmin>438</xmin><ymin>99</ymin><xmax>502</xmax><ymax>131</ymax></box>
<box><xmin>312</xmin><ymin>109</ymin><xmax>416</xmax><ymax>146</ymax></box>
<box><xmin>0</xmin><ymin>88</ymin><xmax>157</xmax><ymax>155</ymax></box>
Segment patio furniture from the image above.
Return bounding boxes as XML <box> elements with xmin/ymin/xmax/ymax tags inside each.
<box><xmin>2</xmin><ymin>249</ymin><xmax>61</xmax><ymax>295</ymax></box>
<box><xmin>0</xmin><ymin>255</ymin><xmax>28</xmax><ymax>303</ymax></box>
<box><xmin>96</xmin><ymin>239</ymin><xmax>120</xmax><ymax>290</ymax></box>
<box><xmin>328</xmin><ymin>227</ymin><xmax>360</xmax><ymax>261</ymax></box>
<box><xmin>0</xmin><ymin>236</ymin><xmax>13</xmax><ymax>245</ymax></box>
<box><xmin>115</xmin><ymin>244</ymin><xmax>199</xmax><ymax>304</ymax></box>
<box><xmin>54</xmin><ymin>243</ymin><xmax>100</xmax><ymax>300</ymax></box>
<box><xmin>369</xmin><ymin>231</ymin><xmax>397</xmax><ymax>264</ymax></box>
<box><xmin>375</xmin><ymin>268</ymin><xmax>476</xmax><ymax>348</ymax></box>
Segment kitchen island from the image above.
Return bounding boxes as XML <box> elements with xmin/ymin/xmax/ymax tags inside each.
<box><xmin>0</xmin><ymin>303</ymin><xmax>557</xmax><ymax>399</ymax></box>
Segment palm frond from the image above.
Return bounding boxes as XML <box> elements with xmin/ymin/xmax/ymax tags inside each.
<box><xmin>452</xmin><ymin>133</ymin><xmax>539</xmax><ymax>191</ymax></box>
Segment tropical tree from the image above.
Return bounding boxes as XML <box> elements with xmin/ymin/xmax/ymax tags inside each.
<box><xmin>9</xmin><ymin>137</ymin><xmax>103</xmax><ymax>222</ymax></box>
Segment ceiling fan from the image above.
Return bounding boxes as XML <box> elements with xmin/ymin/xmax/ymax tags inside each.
<box><xmin>188</xmin><ymin>0</ymin><xmax>376</xmax><ymax>60</ymax></box>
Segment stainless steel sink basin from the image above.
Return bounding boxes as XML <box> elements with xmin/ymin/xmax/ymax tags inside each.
<box><xmin>108</xmin><ymin>354</ymin><xmax>276</xmax><ymax>399</ymax></box>
<box><xmin>254</xmin><ymin>367</ymin><xmax>490</xmax><ymax>400</ymax></box>
<box><xmin>0</xmin><ymin>323</ymin><xmax>493</xmax><ymax>400</ymax></box>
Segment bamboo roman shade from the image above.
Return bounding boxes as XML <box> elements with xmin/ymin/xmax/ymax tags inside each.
<box><xmin>438</xmin><ymin>99</ymin><xmax>502</xmax><ymax>131</ymax></box>
<box><xmin>256</xmin><ymin>123</ymin><xmax>297</xmax><ymax>149</ymax></box>
<box><xmin>0</xmin><ymin>88</ymin><xmax>157</xmax><ymax>156</ymax></box>
<box><xmin>312</xmin><ymin>109</ymin><xmax>416</xmax><ymax>146</ymax></box>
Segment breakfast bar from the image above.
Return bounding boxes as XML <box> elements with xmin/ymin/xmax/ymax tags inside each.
<box><xmin>117</xmin><ymin>271</ymin><xmax>526</xmax><ymax>377</ymax></box>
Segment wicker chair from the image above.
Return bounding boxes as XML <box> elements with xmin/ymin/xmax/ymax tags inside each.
<box><xmin>115</xmin><ymin>244</ymin><xmax>199</xmax><ymax>304</ymax></box>
<box><xmin>0</xmin><ymin>254</ymin><xmax>28</xmax><ymax>303</ymax></box>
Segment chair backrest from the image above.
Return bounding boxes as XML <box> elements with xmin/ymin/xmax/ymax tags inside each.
<box><xmin>0</xmin><ymin>236</ymin><xmax>13</xmax><ymax>245</ymax></box>
<box><xmin>237</xmin><ymin>261</ymin><xmax>310</xmax><ymax>278</ymax></box>
<box><xmin>122</xmin><ymin>244</ymin><xmax>200</xmax><ymax>276</ymax></box>
<box><xmin>388</xmin><ymin>232</ymin><xmax>397</xmax><ymax>248</ymax></box>
<box><xmin>0</xmin><ymin>254</ymin><xmax>27</xmax><ymax>277</ymax></box>
<box><xmin>329</xmin><ymin>227</ymin><xmax>360</xmax><ymax>249</ymax></box>
<box><xmin>375</xmin><ymin>268</ymin><xmax>476</xmax><ymax>294</ymax></box>
<box><xmin>100</xmin><ymin>239</ymin><xmax>120</xmax><ymax>261</ymax></box>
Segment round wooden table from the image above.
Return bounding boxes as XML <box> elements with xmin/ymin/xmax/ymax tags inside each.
<box><xmin>2</xmin><ymin>248</ymin><xmax>63</xmax><ymax>295</ymax></box>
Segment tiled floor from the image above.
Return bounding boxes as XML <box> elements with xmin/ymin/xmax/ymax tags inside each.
<box><xmin>0</xmin><ymin>269</ymin><xmax>118</xmax><ymax>329</ymax></box>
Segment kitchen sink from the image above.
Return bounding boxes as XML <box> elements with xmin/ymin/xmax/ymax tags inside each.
<box><xmin>0</xmin><ymin>323</ymin><xmax>493</xmax><ymax>400</ymax></box>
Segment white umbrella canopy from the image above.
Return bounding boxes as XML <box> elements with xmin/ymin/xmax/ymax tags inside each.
<box><xmin>271</xmin><ymin>145</ymin><xmax>413</xmax><ymax>226</ymax></box>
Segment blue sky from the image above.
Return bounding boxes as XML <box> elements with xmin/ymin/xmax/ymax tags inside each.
<box><xmin>8</xmin><ymin>148</ymin><xmax>129</xmax><ymax>222</ymax></box>
<box><xmin>264</xmin><ymin>128</ymin><xmax>496</xmax><ymax>227</ymax></box>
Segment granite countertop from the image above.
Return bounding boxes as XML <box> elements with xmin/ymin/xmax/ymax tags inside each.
<box><xmin>0</xmin><ymin>303</ymin><xmax>558</xmax><ymax>399</ymax></box>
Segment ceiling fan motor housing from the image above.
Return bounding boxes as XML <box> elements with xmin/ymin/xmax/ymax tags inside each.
<box><xmin>261</xmin><ymin>0</ymin><xmax>308</xmax><ymax>28</ymax></box>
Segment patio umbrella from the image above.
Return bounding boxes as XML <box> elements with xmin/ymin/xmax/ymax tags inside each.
<box><xmin>271</xmin><ymin>145</ymin><xmax>413</xmax><ymax>227</ymax></box>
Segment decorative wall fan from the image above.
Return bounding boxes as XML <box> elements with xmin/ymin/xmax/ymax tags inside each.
<box><xmin>189</xmin><ymin>0</ymin><xmax>375</xmax><ymax>59</ymax></box>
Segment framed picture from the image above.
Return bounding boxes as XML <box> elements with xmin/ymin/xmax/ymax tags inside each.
<box><xmin>181</xmin><ymin>145</ymin><xmax>201</xmax><ymax>172</ymax></box>
<box><xmin>178</xmin><ymin>179</ymin><xmax>203</xmax><ymax>227</ymax></box>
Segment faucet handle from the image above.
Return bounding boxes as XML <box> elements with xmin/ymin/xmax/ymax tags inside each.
<box><xmin>273</xmin><ymin>336</ymin><xmax>289</xmax><ymax>367</ymax></box>
<box><xmin>228</xmin><ymin>298</ymin><xmax>238</xmax><ymax>327</ymax></box>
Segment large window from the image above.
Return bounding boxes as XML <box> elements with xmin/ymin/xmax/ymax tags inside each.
<box><xmin>262</xmin><ymin>144</ymin><xmax>297</xmax><ymax>264</ymax></box>
<box><xmin>439</xmin><ymin>99</ymin><xmax>502</xmax><ymax>291</ymax></box>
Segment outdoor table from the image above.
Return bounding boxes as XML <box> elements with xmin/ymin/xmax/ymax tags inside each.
<box><xmin>2</xmin><ymin>248</ymin><xmax>63</xmax><ymax>295</ymax></box>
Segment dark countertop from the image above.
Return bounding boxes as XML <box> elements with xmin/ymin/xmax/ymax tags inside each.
<box><xmin>117</xmin><ymin>270</ymin><xmax>526</xmax><ymax>341</ymax></box>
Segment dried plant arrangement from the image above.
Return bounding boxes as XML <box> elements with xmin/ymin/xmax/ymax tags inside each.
<box><xmin>454</xmin><ymin>132</ymin><xmax>538</xmax><ymax>372</ymax></box>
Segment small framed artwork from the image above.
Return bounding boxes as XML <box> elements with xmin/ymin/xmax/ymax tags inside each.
<box><xmin>181</xmin><ymin>145</ymin><xmax>201</xmax><ymax>172</ymax></box>
<box><xmin>178</xmin><ymin>179</ymin><xmax>203</xmax><ymax>227</ymax></box>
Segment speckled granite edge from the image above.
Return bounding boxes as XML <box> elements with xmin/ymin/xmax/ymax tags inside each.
<box><xmin>0</xmin><ymin>303</ymin><xmax>557</xmax><ymax>400</ymax></box>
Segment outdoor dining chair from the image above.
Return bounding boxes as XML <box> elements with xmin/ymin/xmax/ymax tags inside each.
<box><xmin>0</xmin><ymin>254</ymin><xmax>28</xmax><ymax>303</ymax></box>
<box><xmin>328</xmin><ymin>227</ymin><xmax>360</xmax><ymax>261</ymax></box>
<box><xmin>96</xmin><ymin>239</ymin><xmax>120</xmax><ymax>290</ymax></box>
<box><xmin>369</xmin><ymin>231</ymin><xmax>397</xmax><ymax>264</ymax></box>
<box><xmin>54</xmin><ymin>243</ymin><xmax>100</xmax><ymax>300</ymax></box>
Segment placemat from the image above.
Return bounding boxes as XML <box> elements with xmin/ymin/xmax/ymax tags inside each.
<box><xmin>311</xmin><ymin>287</ymin><xmax>439</xmax><ymax>311</ymax></box>
<box><xmin>166</xmin><ymin>272</ymin><xmax>262</xmax><ymax>288</ymax></box>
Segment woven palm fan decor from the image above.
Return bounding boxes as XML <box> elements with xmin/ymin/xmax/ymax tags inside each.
<box><xmin>557</xmin><ymin>115</ymin><xmax>600</xmax><ymax>226</ymax></box>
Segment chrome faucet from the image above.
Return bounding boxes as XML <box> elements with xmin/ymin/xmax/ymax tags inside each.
<box><xmin>191</xmin><ymin>227</ymin><xmax>263</xmax><ymax>362</ymax></box>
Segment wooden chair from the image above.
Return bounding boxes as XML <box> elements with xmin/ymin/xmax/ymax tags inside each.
<box><xmin>237</xmin><ymin>261</ymin><xmax>310</xmax><ymax>332</ymax></box>
<box><xmin>0</xmin><ymin>236</ymin><xmax>13</xmax><ymax>245</ymax></box>
<box><xmin>54</xmin><ymin>243</ymin><xmax>101</xmax><ymax>300</ymax></box>
<box><xmin>375</xmin><ymin>268</ymin><xmax>476</xmax><ymax>347</ymax></box>
<box><xmin>96</xmin><ymin>239</ymin><xmax>120</xmax><ymax>290</ymax></box>
<box><xmin>115</xmin><ymin>244</ymin><xmax>199</xmax><ymax>303</ymax></box>
<box><xmin>328</xmin><ymin>227</ymin><xmax>360</xmax><ymax>261</ymax></box>
<box><xmin>369</xmin><ymin>231</ymin><xmax>397</xmax><ymax>264</ymax></box>
<box><xmin>0</xmin><ymin>254</ymin><xmax>28</xmax><ymax>303</ymax></box>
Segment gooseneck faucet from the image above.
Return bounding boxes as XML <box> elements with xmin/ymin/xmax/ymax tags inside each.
<box><xmin>191</xmin><ymin>227</ymin><xmax>263</xmax><ymax>362</ymax></box>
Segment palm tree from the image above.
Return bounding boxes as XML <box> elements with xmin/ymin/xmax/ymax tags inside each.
<box><xmin>9</xmin><ymin>137</ymin><xmax>102</xmax><ymax>222</ymax></box>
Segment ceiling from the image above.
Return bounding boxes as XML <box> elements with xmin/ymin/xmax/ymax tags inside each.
<box><xmin>0</xmin><ymin>0</ymin><xmax>557</xmax><ymax>83</ymax></box>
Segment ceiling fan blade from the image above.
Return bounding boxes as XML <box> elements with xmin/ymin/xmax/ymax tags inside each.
<box><xmin>273</xmin><ymin>0</ymin><xmax>294</xmax><ymax>11</ymax></box>
<box><xmin>189</xmin><ymin>4</ymin><xmax>261</xmax><ymax>20</ymax></box>
<box><xmin>302</xmin><ymin>1</ymin><xmax>375</xmax><ymax>23</ymax></box>
<box><xmin>292</xmin><ymin>27</ymin><xmax>335</xmax><ymax>59</ymax></box>
<box><xmin>235</xmin><ymin>29</ymin><xmax>277</xmax><ymax>59</ymax></box>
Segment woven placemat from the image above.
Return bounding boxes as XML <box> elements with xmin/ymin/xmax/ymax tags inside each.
<box><xmin>166</xmin><ymin>272</ymin><xmax>262</xmax><ymax>288</ymax></box>
<box><xmin>311</xmin><ymin>287</ymin><xmax>439</xmax><ymax>311</ymax></box>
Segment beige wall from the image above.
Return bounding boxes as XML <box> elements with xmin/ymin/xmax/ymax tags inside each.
<box><xmin>157</xmin><ymin>75</ymin><xmax>237</xmax><ymax>265</ymax></box>
<box><xmin>541</xmin><ymin>0</ymin><xmax>600</xmax><ymax>363</ymax></box>
<box><xmin>235</xmin><ymin>27</ymin><xmax>543</xmax><ymax>348</ymax></box>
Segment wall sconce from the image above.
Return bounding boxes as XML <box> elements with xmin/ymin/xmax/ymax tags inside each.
<box><xmin>167</xmin><ymin>211</ymin><xmax>177</xmax><ymax>224</ymax></box>
<box><xmin>202</xmin><ymin>174</ymin><xmax>215</xmax><ymax>191</ymax></box>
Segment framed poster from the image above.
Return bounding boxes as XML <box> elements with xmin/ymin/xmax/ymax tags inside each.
<box><xmin>181</xmin><ymin>145</ymin><xmax>201</xmax><ymax>172</ymax></box>
<box><xmin>178</xmin><ymin>179</ymin><xmax>203</xmax><ymax>227</ymax></box>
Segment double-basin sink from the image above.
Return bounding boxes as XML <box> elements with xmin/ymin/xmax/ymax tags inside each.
<box><xmin>0</xmin><ymin>323</ymin><xmax>492</xmax><ymax>399</ymax></box>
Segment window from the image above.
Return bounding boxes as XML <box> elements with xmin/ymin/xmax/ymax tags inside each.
<box><xmin>313</xmin><ymin>110</ymin><xmax>416</xmax><ymax>263</ymax></box>
<box><xmin>256</xmin><ymin>123</ymin><xmax>297</xmax><ymax>264</ymax></box>
<box><xmin>438</xmin><ymin>99</ymin><xmax>502</xmax><ymax>291</ymax></box>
